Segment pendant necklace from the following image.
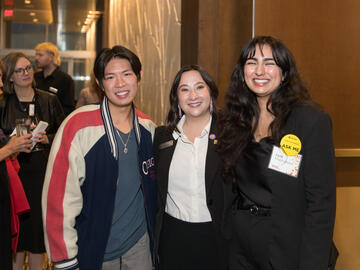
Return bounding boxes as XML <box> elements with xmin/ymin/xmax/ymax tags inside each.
<box><xmin>116</xmin><ymin>129</ymin><xmax>131</xmax><ymax>154</ymax></box>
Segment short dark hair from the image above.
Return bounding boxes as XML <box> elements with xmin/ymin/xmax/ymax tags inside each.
<box><xmin>167</xmin><ymin>65</ymin><xmax>219</xmax><ymax>132</ymax></box>
<box><xmin>1</xmin><ymin>52</ymin><xmax>35</xmax><ymax>94</ymax></box>
<box><xmin>93</xmin><ymin>45</ymin><xmax>142</xmax><ymax>88</ymax></box>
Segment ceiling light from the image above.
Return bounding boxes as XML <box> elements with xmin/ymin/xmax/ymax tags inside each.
<box><xmin>24</xmin><ymin>0</ymin><xmax>31</xmax><ymax>4</ymax></box>
<box><xmin>89</xmin><ymin>10</ymin><xmax>102</xmax><ymax>15</ymax></box>
<box><xmin>29</xmin><ymin>12</ymin><xmax>36</xmax><ymax>16</ymax></box>
<box><xmin>33</xmin><ymin>18</ymin><xmax>38</xmax><ymax>22</ymax></box>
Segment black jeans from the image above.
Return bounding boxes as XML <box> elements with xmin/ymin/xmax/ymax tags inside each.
<box><xmin>229</xmin><ymin>209</ymin><xmax>272</xmax><ymax>270</ymax></box>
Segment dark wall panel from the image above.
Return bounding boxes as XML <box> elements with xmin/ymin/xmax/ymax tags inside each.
<box><xmin>181</xmin><ymin>0</ymin><xmax>199</xmax><ymax>67</ymax></box>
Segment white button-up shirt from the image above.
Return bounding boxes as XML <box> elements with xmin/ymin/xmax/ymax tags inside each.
<box><xmin>165</xmin><ymin>116</ymin><xmax>212</xmax><ymax>222</ymax></box>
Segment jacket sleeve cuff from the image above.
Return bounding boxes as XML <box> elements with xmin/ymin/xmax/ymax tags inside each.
<box><xmin>54</xmin><ymin>257</ymin><xmax>79</xmax><ymax>270</ymax></box>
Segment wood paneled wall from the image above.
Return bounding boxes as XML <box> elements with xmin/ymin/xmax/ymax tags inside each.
<box><xmin>181</xmin><ymin>0</ymin><xmax>253</xmax><ymax>106</ymax></box>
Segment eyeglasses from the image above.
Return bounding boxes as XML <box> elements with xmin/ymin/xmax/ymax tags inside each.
<box><xmin>14</xmin><ymin>65</ymin><xmax>33</xmax><ymax>75</ymax></box>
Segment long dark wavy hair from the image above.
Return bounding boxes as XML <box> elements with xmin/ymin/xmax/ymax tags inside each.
<box><xmin>217</xmin><ymin>36</ymin><xmax>312</xmax><ymax>180</ymax></box>
<box><xmin>167</xmin><ymin>65</ymin><xmax>219</xmax><ymax>132</ymax></box>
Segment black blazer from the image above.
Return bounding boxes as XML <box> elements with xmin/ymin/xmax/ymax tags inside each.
<box><xmin>232</xmin><ymin>104</ymin><xmax>336</xmax><ymax>270</ymax></box>
<box><xmin>153</xmin><ymin>118</ymin><xmax>227</xmax><ymax>269</ymax></box>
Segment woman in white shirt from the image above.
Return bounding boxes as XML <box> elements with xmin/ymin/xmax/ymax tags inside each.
<box><xmin>153</xmin><ymin>65</ymin><xmax>227</xmax><ymax>270</ymax></box>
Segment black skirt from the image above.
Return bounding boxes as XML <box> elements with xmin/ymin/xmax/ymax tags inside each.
<box><xmin>16</xmin><ymin>150</ymin><xmax>48</xmax><ymax>253</ymax></box>
<box><xmin>158</xmin><ymin>213</ymin><xmax>219</xmax><ymax>270</ymax></box>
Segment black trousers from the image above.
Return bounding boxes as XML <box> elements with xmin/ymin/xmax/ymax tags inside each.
<box><xmin>229</xmin><ymin>209</ymin><xmax>272</xmax><ymax>270</ymax></box>
<box><xmin>158</xmin><ymin>213</ymin><xmax>219</xmax><ymax>270</ymax></box>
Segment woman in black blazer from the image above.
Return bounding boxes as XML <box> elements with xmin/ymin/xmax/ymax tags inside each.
<box><xmin>153</xmin><ymin>65</ymin><xmax>227</xmax><ymax>270</ymax></box>
<box><xmin>217</xmin><ymin>36</ymin><xmax>336</xmax><ymax>269</ymax></box>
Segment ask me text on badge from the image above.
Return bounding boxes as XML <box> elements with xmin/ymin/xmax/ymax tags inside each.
<box><xmin>268</xmin><ymin>146</ymin><xmax>302</xmax><ymax>178</ymax></box>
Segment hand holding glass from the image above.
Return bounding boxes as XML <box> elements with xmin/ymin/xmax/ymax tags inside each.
<box><xmin>16</xmin><ymin>118</ymin><xmax>31</xmax><ymax>136</ymax></box>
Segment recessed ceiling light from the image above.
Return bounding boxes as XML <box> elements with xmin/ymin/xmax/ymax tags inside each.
<box><xmin>30</xmin><ymin>12</ymin><xmax>36</xmax><ymax>16</ymax></box>
<box><xmin>33</xmin><ymin>18</ymin><xmax>38</xmax><ymax>22</ymax></box>
<box><xmin>24</xmin><ymin>0</ymin><xmax>31</xmax><ymax>4</ymax></box>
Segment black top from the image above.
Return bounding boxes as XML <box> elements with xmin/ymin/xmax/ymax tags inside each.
<box><xmin>34</xmin><ymin>67</ymin><xmax>75</xmax><ymax>115</ymax></box>
<box><xmin>235</xmin><ymin>137</ymin><xmax>273</xmax><ymax>208</ymax></box>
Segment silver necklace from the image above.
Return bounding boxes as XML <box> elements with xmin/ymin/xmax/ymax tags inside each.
<box><xmin>116</xmin><ymin>129</ymin><xmax>131</xmax><ymax>154</ymax></box>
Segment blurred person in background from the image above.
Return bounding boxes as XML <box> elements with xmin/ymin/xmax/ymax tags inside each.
<box><xmin>34</xmin><ymin>42</ymin><xmax>75</xmax><ymax>115</ymax></box>
<box><xmin>0</xmin><ymin>59</ymin><xmax>33</xmax><ymax>270</ymax></box>
<box><xmin>75</xmin><ymin>73</ymin><xmax>103</xmax><ymax>108</ymax></box>
<box><xmin>1</xmin><ymin>52</ymin><xmax>65</xmax><ymax>270</ymax></box>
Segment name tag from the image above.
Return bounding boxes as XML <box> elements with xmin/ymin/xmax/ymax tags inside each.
<box><xmin>159</xmin><ymin>140</ymin><xmax>173</xmax><ymax>149</ymax></box>
<box><xmin>268</xmin><ymin>146</ymin><xmax>302</xmax><ymax>178</ymax></box>
<box><xmin>49</xmin><ymin>86</ymin><xmax>58</xmax><ymax>94</ymax></box>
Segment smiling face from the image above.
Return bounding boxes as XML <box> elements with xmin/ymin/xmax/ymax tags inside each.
<box><xmin>11</xmin><ymin>57</ymin><xmax>34</xmax><ymax>90</ymax></box>
<box><xmin>100</xmin><ymin>58</ymin><xmax>140</xmax><ymax>111</ymax></box>
<box><xmin>244</xmin><ymin>44</ymin><xmax>283</xmax><ymax>100</ymax></box>
<box><xmin>177</xmin><ymin>70</ymin><xmax>211</xmax><ymax>121</ymax></box>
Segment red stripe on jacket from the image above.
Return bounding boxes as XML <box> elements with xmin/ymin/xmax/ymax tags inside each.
<box><xmin>46</xmin><ymin>109</ymin><xmax>103</xmax><ymax>261</ymax></box>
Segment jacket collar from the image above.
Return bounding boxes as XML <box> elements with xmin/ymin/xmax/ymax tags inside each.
<box><xmin>172</xmin><ymin>115</ymin><xmax>212</xmax><ymax>142</ymax></box>
<box><xmin>100</xmin><ymin>97</ymin><xmax>141</xmax><ymax>160</ymax></box>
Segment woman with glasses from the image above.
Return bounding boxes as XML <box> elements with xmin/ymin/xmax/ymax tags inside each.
<box><xmin>0</xmin><ymin>59</ymin><xmax>33</xmax><ymax>270</ymax></box>
<box><xmin>0</xmin><ymin>52</ymin><xmax>65</xmax><ymax>270</ymax></box>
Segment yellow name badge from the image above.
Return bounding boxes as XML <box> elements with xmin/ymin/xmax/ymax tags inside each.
<box><xmin>280</xmin><ymin>134</ymin><xmax>302</xmax><ymax>156</ymax></box>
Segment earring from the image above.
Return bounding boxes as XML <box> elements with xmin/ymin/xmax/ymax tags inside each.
<box><xmin>210</xmin><ymin>100</ymin><xmax>214</xmax><ymax>114</ymax></box>
<box><xmin>178</xmin><ymin>104</ymin><xmax>182</xmax><ymax>119</ymax></box>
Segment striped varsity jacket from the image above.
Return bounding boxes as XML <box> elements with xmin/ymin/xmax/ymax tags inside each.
<box><xmin>42</xmin><ymin>98</ymin><xmax>157</xmax><ymax>270</ymax></box>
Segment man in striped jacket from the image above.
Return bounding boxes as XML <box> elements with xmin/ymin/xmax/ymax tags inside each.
<box><xmin>42</xmin><ymin>46</ymin><xmax>157</xmax><ymax>270</ymax></box>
